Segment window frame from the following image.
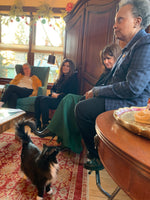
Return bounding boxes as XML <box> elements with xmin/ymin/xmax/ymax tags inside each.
<box><xmin>0</xmin><ymin>5</ymin><xmax>65</xmax><ymax>87</ymax></box>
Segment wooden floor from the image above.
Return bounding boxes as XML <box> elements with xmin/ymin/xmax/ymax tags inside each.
<box><xmin>89</xmin><ymin>169</ymin><xmax>131</xmax><ymax>200</ymax></box>
<box><xmin>6</xmin><ymin>125</ymin><xmax>131</xmax><ymax>200</ymax></box>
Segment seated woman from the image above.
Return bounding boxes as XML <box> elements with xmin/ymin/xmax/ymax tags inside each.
<box><xmin>34</xmin><ymin>58</ymin><xmax>78</xmax><ymax>130</ymax></box>
<box><xmin>0</xmin><ymin>63</ymin><xmax>42</xmax><ymax>108</ymax></box>
<box><xmin>33</xmin><ymin>43</ymin><xmax>121</xmax><ymax>154</ymax></box>
<box><xmin>75</xmin><ymin>0</ymin><xmax>150</xmax><ymax>171</ymax></box>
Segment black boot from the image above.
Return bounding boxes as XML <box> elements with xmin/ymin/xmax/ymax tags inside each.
<box><xmin>33</xmin><ymin>127</ymin><xmax>56</xmax><ymax>138</ymax></box>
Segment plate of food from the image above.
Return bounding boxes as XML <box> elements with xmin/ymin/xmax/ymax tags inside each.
<box><xmin>113</xmin><ymin>106</ymin><xmax>150</xmax><ymax>139</ymax></box>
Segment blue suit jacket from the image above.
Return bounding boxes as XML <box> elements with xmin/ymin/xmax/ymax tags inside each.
<box><xmin>93</xmin><ymin>29</ymin><xmax>150</xmax><ymax>110</ymax></box>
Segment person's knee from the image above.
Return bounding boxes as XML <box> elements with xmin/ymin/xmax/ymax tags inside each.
<box><xmin>35</xmin><ymin>95</ymin><xmax>43</xmax><ymax>102</ymax></box>
<box><xmin>40</xmin><ymin>97</ymin><xmax>49</xmax><ymax>105</ymax></box>
<box><xmin>64</xmin><ymin>93</ymin><xmax>72</xmax><ymax>99</ymax></box>
<box><xmin>61</xmin><ymin>95</ymin><xmax>69</xmax><ymax>104</ymax></box>
<box><xmin>40</xmin><ymin>99</ymin><xmax>49</xmax><ymax>110</ymax></box>
<box><xmin>62</xmin><ymin>93</ymin><xmax>73</xmax><ymax>105</ymax></box>
<box><xmin>75</xmin><ymin>101</ymin><xmax>83</xmax><ymax>120</ymax></box>
<box><xmin>8</xmin><ymin>93</ymin><xmax>18</xmax><ymax>107</ymax></box>
<box><xmin>7</xmin><ymin>84</ymin><xmax>15</xmax><ymax>92</ymax></box>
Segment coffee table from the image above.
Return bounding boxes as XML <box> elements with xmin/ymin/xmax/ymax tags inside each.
<box><xmin>0</xmin><ymin>108</ymin><xmax>26</xmax><ymax>133</ymax></box>
<box><xmin>96</xmin><ymin>110</ymin><xmax>150</xmax><ymax>200</ymax></box>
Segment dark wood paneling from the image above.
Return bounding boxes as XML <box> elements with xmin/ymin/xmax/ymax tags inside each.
<box><xmin>64</xmin><ymin>3</ymin><xmax>86</xmax><ymax>92</ymax></box>
<box><xmin>64</xmin><ymin>0</ymin><xmax>119</xmax><ymax>94</ymax></box>
<box><xmin>82</xmin><ymin>76</ymin><xmax>95</xmax><ymax>93</ymax></box>
<box><xmin>81</xmin><ymin>1</ymin><xmax>118</xmax><ymax>93</ymax></box>
<box><xmin>64</xmin><ymin>11</ymin><xmax>85</xmax><ymax>66</ymax></box>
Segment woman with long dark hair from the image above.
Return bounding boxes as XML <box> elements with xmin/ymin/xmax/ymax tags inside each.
<box><xmin>35</xmin><ymin>58</ymin><xmax>78</xmax><ymax>130</ymax></box>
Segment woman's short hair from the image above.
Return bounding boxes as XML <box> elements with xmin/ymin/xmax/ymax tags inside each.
<box><xmin>119</xmin><ymin>0</ymin><xmax>150</xmax><ymax>29</ymax></box>
<box><xmin>101</xmin><ymin>43</ymin><xmax>122</xmax><ymax>67</ymax></box>
<box><xmin>21</xmin><ymin>63</ymin><xmax>31</xmax><ymax>75</ymax></box>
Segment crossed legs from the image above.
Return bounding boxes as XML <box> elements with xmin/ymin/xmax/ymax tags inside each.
<box><xmin>1</xmin><ymin>85</ymin><xmax>33</xmax><ymax>108</ymax></box>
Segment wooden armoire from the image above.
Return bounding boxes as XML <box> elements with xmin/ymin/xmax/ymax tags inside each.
<box><xmin>64</xmin><ymin>0</ymin><xmax>119</xmax><ymax>94</ymax></box>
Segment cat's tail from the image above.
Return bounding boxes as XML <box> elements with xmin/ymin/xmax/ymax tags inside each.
<box><xmin>15</xmin><ymin>119</ymin><xmax>36</xmax><ymax>144</ymax></box>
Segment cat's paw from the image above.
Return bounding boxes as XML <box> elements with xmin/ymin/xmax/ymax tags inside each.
<box><xmin>36</xmin><ymin>196</ymin><xmax>43</xmax><ymax>200</ymax></box>
<box><xmin>47</xmin><ymin>188</ymin><xmax>53</xmax><ymax>195</ymax></box>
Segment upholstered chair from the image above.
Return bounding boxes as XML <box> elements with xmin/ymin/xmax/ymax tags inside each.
<box><xmin>4</xmin><ymin>64</ymin><xmax>50</xmax><ymax>112</ymax></box>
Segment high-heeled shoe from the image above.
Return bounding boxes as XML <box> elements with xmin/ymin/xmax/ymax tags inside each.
<box><xmin>36</xmin><ymin>120</ymin><xmax>41</xmax><ymax>131</ymax></box>
<box><xmin>33</xmin><ymin>127</ymin><xmax>56</xmax><ymax>138</ymax></box>
<box><xmin>42</xmin><ymin>123</ymin><xmax>49</xmax><ymax>131</ymax></box>
<box><xmin>36</xmin><ymin>125</ymin><xmax>42</xmax><ymax>131</ymax></box>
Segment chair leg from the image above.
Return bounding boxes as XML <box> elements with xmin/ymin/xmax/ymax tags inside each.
<box><xmin>88</xmin><ymin>170</ymin><xmax>120</xmax><ymax>200</ymax></box>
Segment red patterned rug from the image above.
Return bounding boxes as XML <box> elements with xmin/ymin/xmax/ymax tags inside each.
<box><xmin>0</xmin><ymin>132</ymin><xmax>88</xmax><ymax>200</ymax></box>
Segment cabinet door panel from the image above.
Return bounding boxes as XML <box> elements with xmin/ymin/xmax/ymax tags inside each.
<box><xmin>81</xmin><ymin>1</ymin><xmax>118</xmax><ymax>93</ymax></box>
<box><xmin>64</xmin><ymin>9</ymin><xmax>85</xmax><ymax>68</ymax></box>
<box><xmin>64</xmin><ymin>0</ymin><xmax>119</xmax><ymax>94</ymax></box>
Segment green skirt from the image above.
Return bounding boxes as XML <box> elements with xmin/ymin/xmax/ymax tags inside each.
<box><xmin>47</xmin><ymin>94</ymin><xmax>83</xmax><ymax>154</ymax></box>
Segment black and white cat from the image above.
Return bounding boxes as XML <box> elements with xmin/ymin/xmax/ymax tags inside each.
<box><xmin>15</xmin><ymin>119</ymin><xmax>59</xmax><ymax>199</ymax></box>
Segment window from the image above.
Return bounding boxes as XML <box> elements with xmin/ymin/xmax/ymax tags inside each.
<box><xmin>35</xmin><ymin>18</ymin><xmax>63</xmax><ymax>47</ymax></box>
<box><xmin>1</xmin><ymin>16</ymin><xmax>30</xmax><ymax>45</ymax></box>
<box><xmin>34</xmin><ymin>53</ymin><xmax>63</xmax><ymax>83</ymax></box>
<box><xmin>0</xmin><ymin>14</ymin><xmax>65</xmax><ymax>83</ymax></box>
<box><xmin>0</xmin><ymin>50</ymin><xmax>27</xmax><ymax>79</ymax></box>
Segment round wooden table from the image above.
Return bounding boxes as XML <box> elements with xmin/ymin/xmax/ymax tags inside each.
<box><xmin>95</xmin><ymin>110</ymin><xmax>150</xmax><ymax>200</ymax></box>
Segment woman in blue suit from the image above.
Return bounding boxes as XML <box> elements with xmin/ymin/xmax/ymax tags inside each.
<box><xmin>75</xmin><ymin>0</ymin><xmax>150</xmax><ymax>170</ymax></box>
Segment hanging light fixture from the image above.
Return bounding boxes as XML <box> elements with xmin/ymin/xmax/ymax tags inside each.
<box><xmin>47</xmin><ymin>54</ymin><xmax>55</xmax><ymax>64</ymax></box>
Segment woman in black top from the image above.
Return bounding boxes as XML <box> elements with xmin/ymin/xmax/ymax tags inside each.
<box><xmin>34</xmin><ymin>58</ymin><xmax>78</xmax><ymax>130</ymax></box>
